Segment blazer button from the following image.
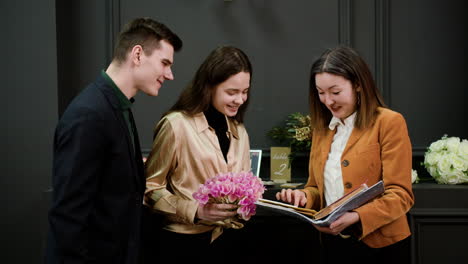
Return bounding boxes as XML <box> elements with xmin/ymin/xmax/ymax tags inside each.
<box><xmin>344</xmin><ymin>182</ymin><xmax>353</xmax><ymax>189</ymax></box>
<box><xmin>342</xmin><ymin>160</ymin><xmax>350</xmax><ymax>167</ymax></box>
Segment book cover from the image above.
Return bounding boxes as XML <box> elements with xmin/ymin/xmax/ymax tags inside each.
<box><xmin>256</xmin><ymin>180</ymin><xmax>384</xmax><ymax>226</ymax></box>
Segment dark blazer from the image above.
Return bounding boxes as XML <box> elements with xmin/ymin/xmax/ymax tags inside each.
<box><xmin>46</xmin><ymin>74</ymin><xmax>145</xmax><ymax>264</ymax></box>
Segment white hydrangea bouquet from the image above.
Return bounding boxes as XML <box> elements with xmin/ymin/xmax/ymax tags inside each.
<box><xmin>423</xmin><ymin>135</ymin><xmax>468</xmax><ymax>184</ymax></box>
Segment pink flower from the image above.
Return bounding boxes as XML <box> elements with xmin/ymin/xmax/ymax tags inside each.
<box><xmin>237</xmin><ymin>203</ymin><xmax>256</xmax><ymax>221</ymax></box>
<box><xmin>192</xmin><ymin>171</ymin><xmax>266</xmax><ymax>221</ymax></box>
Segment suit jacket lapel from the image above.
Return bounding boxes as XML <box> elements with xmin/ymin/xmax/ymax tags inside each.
<box><xmin>342</xmin><ymin>127</ymin><xmax>364</xmax><ymax>156</ymax></box>
<box><xmin>129</xmin><ymin>111</ymin><xmax>145</xmax><ymax>191</ymax></box>
<box><xmin>319</xmin><ymin>129</ymin><xmax>335</xmax><ymax>165</ymax></box>
<box><xmin>316</xmin><ymin>129</ymin><xmax>335</xmax><ymax>207</ymax></box>
<box><xmin>96</xmin><ymin>76</ymin><xmax>143</xmax><ymax>189</ymax></box>
<box><xmin>98</xmin><ymin>81</ymin><xmax>135</xmax><ymax>156</ymax></box>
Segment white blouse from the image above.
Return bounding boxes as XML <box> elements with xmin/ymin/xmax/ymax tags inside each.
<box><xmin>323</xmin><ymin>112</ymin><xmax>356</xmax><ymax>206</ymax></box>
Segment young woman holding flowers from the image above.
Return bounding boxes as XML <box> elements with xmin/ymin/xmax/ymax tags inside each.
<box><xmin>276</xmin><ymin>46</ymin><xmax>414</xmax><ymax>264</ymax></box>
<box><xmin>144</xmin><ymin>46</ymin><xmax>253</xmax><ymax>261</ymax></box>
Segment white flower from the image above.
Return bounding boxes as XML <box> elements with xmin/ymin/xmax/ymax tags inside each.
<box><xmin>443</xmin><ymin>174</ymin><xmax>459</xmax><ymax>184</ymax></box>
<box><xmin>437</xmin><ymin>154</ymin><xmax>453</xmax><ymax>176</ymax></box>
<box><xmin>458</xmin><ymin>139</ymin><xmax>468</xmax><ymax>156</ymax></box>
<box><xmin>450</xmin><ymin>153</ymin><xmax>467</xmax><ymax>172</ymax></box>
<box><xmin>445</xmin><ymin>137</ymin><xmax>461</xmax><ymax>153</ymax></box>
<box><xmin>429</xmin><ymin>139</ymin><xmax>445</xmax><ymax>152</ymax></box>
<box><xmin>411</xmin><ymin>169</ymin><xmax>419</xmax><ymax>183</ymax></box>
<box><xmin>424</xmin><ymin>151</ymin><xmax>439</xmax><ymax>166</ymax></box>
<box><xmin>424</xmin><ymin>135</ymin><xmax>468</xmax><ymax>184</ymax></box>
<box><xmin>427</xmin><ymin>166</ymin><xmax>439</xmax><ymax>178</ymax></box>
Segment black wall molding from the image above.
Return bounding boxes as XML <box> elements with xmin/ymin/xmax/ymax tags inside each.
<box><xmin>375</xmin><ymin>0</ymin><xmax>390</xmax><ymax>106</ymax></box>
<box><xmin>105</xmin><ymin>0</ymin><xmax>121</xmax><ymax>65</ymax></box>
<box><xmin>338</xmin><ymin>0</ymin><xmax>352</xmax><ymax>46</ymax></box>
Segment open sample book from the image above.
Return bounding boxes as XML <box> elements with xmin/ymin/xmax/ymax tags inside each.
<box><xmin>256</xmin><ymin>181</ymin><xmax>384</xmax><ymax>227</ymax></box>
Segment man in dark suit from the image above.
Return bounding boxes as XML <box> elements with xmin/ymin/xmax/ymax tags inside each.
<box><xmin>46</xmin><ymin>17</ymin><xmax>182</xmax><ymax>264</ymax></box>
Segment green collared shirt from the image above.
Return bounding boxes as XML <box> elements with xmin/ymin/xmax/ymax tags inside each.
<box><xmin>101</xmin><ymin>70</ymin><xmax>136</xmax><ymax>152</ymax></box>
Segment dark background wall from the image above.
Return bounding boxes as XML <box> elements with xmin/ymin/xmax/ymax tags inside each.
<box><xmin>3</xmin><ymin>0</ymin><xmax>58</xmax><ymax>263</ymax></box>
<box><xmin>2</xmin><ymin>0</ymin><xmax>467</xmax><ymax>263</ymax></box>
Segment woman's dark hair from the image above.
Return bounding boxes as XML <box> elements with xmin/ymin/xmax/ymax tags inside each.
<box><xmin>309</xmin><ymin>46</ymin><xmax>386</xmax><ymax>130</ymax></box>
<box><xmin>168</xmin><ymin>46</ymin><xmax>252</xmax><ymax>123</ymax></box>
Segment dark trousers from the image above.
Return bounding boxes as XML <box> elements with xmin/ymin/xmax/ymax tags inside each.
<box><xmin>320</xmin><ymin>233</ymin><xmax>411</xmax><ymax>264</ymax></box>
<box><xmin>142</xmin><ymin>224</ymin><xmax>269</xmax><ymax>264</ymax></box>
<box><xmin>140</xmin><ymin>207</ymin><xmax>214</xmax><ymax>263</ymax></box>
<box><xmin>156</xmin><ymin>229</ymin><xmax>213</xmax><ymax>262</ymax></box>
<box><xmin>146</xmin><ymin>228</ymin><xmax>253</xmax><ymax>264</ymax></box>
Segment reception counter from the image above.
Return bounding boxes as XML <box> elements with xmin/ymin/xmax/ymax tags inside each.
<box><xmin>249</xmin><ymin>181</ymin><xmax>468</xmax><ymax>264</ymax></box>
<box><xmin>43</xmin><ymin>182</ymin><xmax>468</xmax><ymax>263</ymax></box>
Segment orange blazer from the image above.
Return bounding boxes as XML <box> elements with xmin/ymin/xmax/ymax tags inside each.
<box><xmin>303</xmin><ymin>107</ymin><xmax>414</xmax><ymax>248</ymax></box>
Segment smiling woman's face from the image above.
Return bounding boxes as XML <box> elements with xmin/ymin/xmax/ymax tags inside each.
<box><xmin>212</xmin><ymin>71</ymin><xmax>250</xmax><ymax>117</ymax></box>
<box><xmin>315</xmin><ymin>72</ymin><xmax>359</xmax><ymax>121</ymax></box>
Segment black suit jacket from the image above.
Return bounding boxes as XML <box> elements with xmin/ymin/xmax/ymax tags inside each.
<box><xmin>46</xmin><ymin>74</ymin><xmax>145</xmax><ymax>264</ymax></box>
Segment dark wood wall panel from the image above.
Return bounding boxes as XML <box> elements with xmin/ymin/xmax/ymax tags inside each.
<box><xmin>118</xmin><ymin>0</ymin><xmax>343</xmax><ymax>151</ymax></box>
<box><xmin>4</xmin><ymin>0</ymin><xmax>58</xmax><ymax>262</ymax></box>
<box><xmin>389</xmin><ymin>0</ymin><xmax>468</xmax><ymax>153</ymax></box>
<box><xmin>4</xmin><ymin>0</ymin><xmax>467</xmax><ymax>263</ymax></box>
<box><xmin>29</xmin><ymin>1</ymin><xmax>467</xmax><ymax>263</ymax></box>
<box><xmin>55</xmin><ymin>0</ymin><xmax>468</xmax><ymax>154</ymax></box>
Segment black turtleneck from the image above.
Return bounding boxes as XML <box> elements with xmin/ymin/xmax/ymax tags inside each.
<box><xmin>204</xmin><ymin>105</ymin><xmax>230</xmax><ymax>162</ymax></box>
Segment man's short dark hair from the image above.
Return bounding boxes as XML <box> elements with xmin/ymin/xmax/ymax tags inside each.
<box><xmin>113</xmin><ymin>17</ymin><xmax>182</xmax><ymax>63</ymax></box>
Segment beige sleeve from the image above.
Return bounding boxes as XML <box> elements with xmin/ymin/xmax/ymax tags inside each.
<box><xmin>144</xmin><ymin>117</ymin><xmax>198</xmax><ymax>225</ymax></box>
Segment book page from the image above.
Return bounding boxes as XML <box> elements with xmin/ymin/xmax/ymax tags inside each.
<box><xmin>257</xmin><ymin>198</ymin><xmax>317</xmax><ymax>215</ymax></box>
<box><xmin>313</xmin><ymin>183</ymin><xmax>368</xmax><ymax>220</ymax></box>
<box><xmin>255</xmin><ymin>200</ymin><xmax>317</xmax><ymax>224</ymax></box>
<box><xmin>315</xmin><ymin>181</ymin><xmax>384</xmax><ymax>225</ymax></box>
<box><xmin>256</xmin><ymin>181</ymin><xmax>384</xmax><ymax>227</ymax></box>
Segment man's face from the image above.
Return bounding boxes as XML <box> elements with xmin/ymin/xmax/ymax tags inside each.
<box><xmin>134</xmin><ymin>40</ymin><xmax>175</xmax><ymax>96</ymax></box>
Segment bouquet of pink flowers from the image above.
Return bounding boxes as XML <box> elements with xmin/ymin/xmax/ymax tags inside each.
<box><xmin>192</xmin><ymin>171</ymin><xmax>266</xmax><ymax>221</ymax></box>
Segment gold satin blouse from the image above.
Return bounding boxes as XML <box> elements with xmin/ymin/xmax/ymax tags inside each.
<box><xmin>145</xmin><ymin>111</ymin><xmax>251</xmax><ymax>236</ymax></box>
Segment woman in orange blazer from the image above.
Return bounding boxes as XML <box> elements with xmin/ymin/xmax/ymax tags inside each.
<box><xmin>276</xmin><ymin>46</ymin><xmax>414</xmax><ymax>264</ymax></box>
